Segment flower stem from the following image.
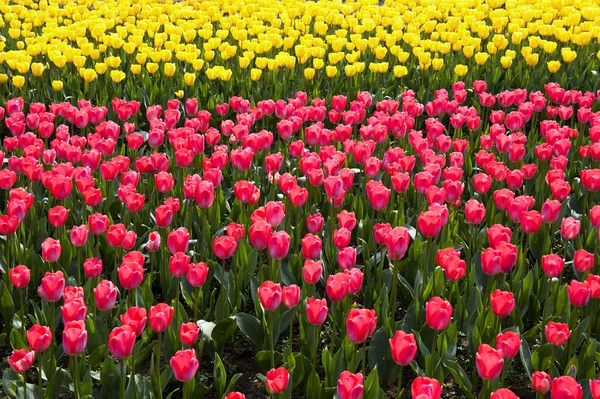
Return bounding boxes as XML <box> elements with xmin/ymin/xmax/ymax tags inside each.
<box><xmin>38</xmin><ymin>355</ymin><xmax>43</xmax><ymax>398</ymax></box>
<box><xmin>23</xmin><ymin>371</ymin><xmax>26</xmax><ymax>399</ymax></box>
<box><xmin>120</xmin><ymin>359</ymin><xmax>126</xmax><ymax>399</ymax></box>
<box><xmin>396</xmin><ymin>366</ymin><xmax>404</xmax><ymax>399</ymax></box>
<box><xmin>72</xmin><ymin>356</ymin><xmax>80</xmax><ymax>399</ymax></box>
<box><xmin>269</xmin><ymin>311</ymin><xmax>275</xmax><ymax>369</ymax></box>
<box><xmin>362</xmin><ymin>342</ymin><xmax>367</xmax><ymax>373</ymax></box>
<box><xmin>156</xmin><ymin>331</ymin><xmax>163</xmax><ymax>399</ymax></box>
<box><xmin>132</xmin><ymin>348</ymin><xmax>137</xmax><ymax>399</ymax></box>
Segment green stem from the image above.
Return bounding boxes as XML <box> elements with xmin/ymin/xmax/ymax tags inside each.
<box><xmin>72</xmin><ymin>356</ymin><xmax>80</xmax><ymax>399</ymax></box>
<box><xmin>50</xmin><ymin>302</ymin><xmax>56</xmax><ymax>379</ymax></box>
<box><xmin>38</xmin><ymin>355</ymin><xmax>43</xmax><ymax>399</ymax></box>
<box><xmin>157</xmin><ymin>331</ymin><xmax>163</xmax><ymax>399</ymax></box>
<box><xmin>132</xmin><ymin>348</ymin><xmax>137</xmax><ymax>399</ymax></box>
<box><xmin>269</xmin><ymin>311</ymin><xmax>275</xmax><ymax>369</ymax></box>
<box><xmin>19</xmin><ymin>289</ymin><xmax>25</xmax><ymax>335</ymax></box>
<box><xmin>288</xmin><ymin>309</ymin><xmax>295</xmax><ymax>352</ymax></box>
<box><xmin>175</xmin><ymin>280</ymin><xmax>180</xmax><ymax>329</ymax></box>
<box><xmin>362</xmin><ymin>342</ymin><xmax>367</xmax><ymax>373</ymax></box>
<box><xmin>313</xmin><ymin>325</ymin><xmax>320</xmax><ymax>371</ymax></box>
<box><xmin>427</xmin><ymin>330</ymin><xmax>439</xmax><ymax>376</ymax></box>
<box><xmin>390</xmin><ymin>259</ymin><xmax>398</xmax><ymax>321</ymax></box>
<box><xmin>120</xmin><ymin>359</ymin><xmax>126</xmax><ymax>399</ymax></box>
<box><xmin>23</xmin><ymin>371</ymin><xmax>26</xmax><ymax>399</ymax></box>
<box><xmin>396</xmin><ymin>366</ymin><xmax>404</xmax><ymax>399</ymax></box>
<box><xmin>183</xmin><ymin>381</ymin><xmax>188</xmax><ymax>399</ymax></box>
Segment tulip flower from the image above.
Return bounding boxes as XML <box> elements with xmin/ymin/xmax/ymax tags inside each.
<box><xmin>551</xmin><ymin>376</ymin><xmax>582</xmax><ymax>399</ymax></box>
<box><xmin>490</xmin><ymin>388</ymin><xmax>519</xmax><ymax>399</ymax></box>
<box><xmin>490</xmin><ymin>289</ymin><xmax>515</xmax><ymax>317</ymax></box>
<box><xmin>495</xmin><ymin>331</ymin><xmax>521</xmax><ymax>358</ymax></box>
<box><xmin>109</xmin><ymin>325</ymin><xmax>136</xmax><ymax>359</ymax></box>
<box><xmin>27</xmin><ymin>325</ymin><xmax>52</xmax><ymax>353</ymax></box>
<box><xmin>545</xmin><ymin>322</ymin><xmax>571</xmax><ymax>346</ymax></box>
<box><xmin>41</xmin><ymin>237</ymin><xmax>61</xmax><ymax>262</ymax></box>
<box><xmin>337</xmin><ymin>371</ymin><xmax>364</xmax><ymax>399</ymax></box>
<box><xmin>425</xmin><ymin>297</ymin><xmax>452</xmax><ymax>331</ymax></box>
<box><xmin>590</xmin><ymin>378</ymin><xmax>600</xmax><ymax>399</ymax></box>
<box><xmin>9</xmin><ymin>265</ymin><xmax>30</xmax><ymax>289</ymax></box>
<box><xmin>475</xmin><ymin>344</ymin><xmax>504</xmax><ymax>381</ymax></box>
<box><xmin>8</xmin><ymin>348</ymin><xmax>35</xmax><ymax>372</ymax></box>
<box><xmin>532</xmin><ymin>371</ymin><xmax>551</xmax><ymax>395</ymax></box>
<box><xmin>170</xmin><ymin>349</ymin><xmax>200</xmax><ymax>398</ymax></box>
<box><xmin>265</xmin><ymin>367</ymin><xmax>289</xmax><ymax>395</ymax></box>
<box><xmin>94</xmin><ymin>280</ymin><xmax>119</xmax><ymax>312</ymax></box>
<box><xmin>120</xmin><ymin>306</ymin><xmax>147</xmax><ymax>337</ymax></box>
<box><xmin>411</xmin><ymin>377</ymin><xmax>442</xmax><ymax>399</ymax></box>
<box><xmin>179</xmin><ymin>322</ymin><xmax>200</xmax><ymax>346</ymax></box>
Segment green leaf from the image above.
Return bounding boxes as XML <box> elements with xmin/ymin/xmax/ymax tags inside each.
<box><xmin>224</xmin><ymin>373</ymin><xmax>243</xmax><ymax>396</ymax></box>
<box><xmin>45</xmin><ymin>368</ymin><xmax>66</xmax><ymax>399</ymax></box>
<box><xmin>9</xmin><ymin>329</ymin><xmax>27</xmax><ymax>350</ymax></box>
<box><xmin>213</xmin><ymin>353</ymin><xmax>227</xmax><ymax>398</ymax></box>
<box><xmin>443</xmin><ymin>360</ymin><xmax>474</xmax><ymax>399</ymax></box>
<box><xmin>235</xmin><ymin>313</ymin><xmax>264</xmax><ymax>350</ymax></box>
<box><xmin>531</xmin><ymin>344</ymin><xmax>554</xmax><ymax>371</ymax></box>
<box><xmin>519</xmin><ymin>338</ymin><xmax>533</xmax><ymax>378</ymax></box>
<box><xmin>306</xmin><ymin>370</ymin><xmax>321</xmax><ymax>399</ymax></box>
<box><xmin>100</xmin><ymin>358</ymin><xmax>119</xmax><ymax>399</ymax></box>
<box><xmin>211</xmin><ymin>318</ymin><xmax>237</xmax><ymax>352</ymax></box>
<box><xmin>363</xmin><ymin>367</ymin><xmax>380</xmax><ymax>399</ymax></box>
<box><xmin>368</xmin><ymin>326</ymin><xmax>389</xmax><ymax>370</ymax></box>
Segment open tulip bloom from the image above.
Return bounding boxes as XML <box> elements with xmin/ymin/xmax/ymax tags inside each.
<box><xmin>2</xmin><ymin>31</ymin><xmax>600</xmax><ymax>396</ymax></box>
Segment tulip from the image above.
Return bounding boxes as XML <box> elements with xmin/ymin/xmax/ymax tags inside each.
<box><xmin>411</xmin><ymin>377</ymin><xmax>442</xmax><ymax>399</ymax></box>
<box><xmin>337</xmin><ymin>371</ymin><xmax>364</xmax><ymax>399</ymax></box>
<box><xmin>120</xmin><ymin>307</ymin><xmax>147</xmax><ymax>337</ymax></box>
<box><xmin>465</xmin><ymin>199</ymin><xmax>486</xmax><ymax>224</ymax></box>
<box><xmin>169</xmin><ymin>252</ymin><xmax>190</xmax><ymax>278</ymax></box>
<box><xmin>545</xmin><ymin>322</ymin><xmax>571</xmax><ymax>346</ymax></box>
<box><xmin>94</xmin><ymin>280</ymin><xmax>119</xmax><ymax>312</ymax></box>
<box><xmin>567</xmin><ymin>280</ymin><xmax>590</xmax><ymax>307</ymax></box>
<box><xmin>170</xmin><ymin>349</ymin><xmax>200</xmax><ymax>392</ymax></box>
<box><xmin>301</xmin><ymin>234</ymin><xmax>322</xmax><ymax>260</ymax></box>
<box><xmin>167</xmin><ymin>227</ymin><xmax>190</xmax><ymax>255</ymax></box>
<box><xmin>27</xmin><ymin>325</ymin><xmax>52</xmax><ymax>353</ymax></box>
<box><xmin>265</xmin><ymin>367</ymin><xmax>289</xmax><ymax>394</ymax></box>
<box><xmin>590</xmin><ymin>378</ymin><xmax>600</xmax><ymax>399</ymax></box>
<box><xmin>338</xmin><ymin>246</ymin><xmax>357</xmax><ymax>270</ymax></box>
<box><xmin>551</xmin><ymin>376</ymin><xmax>582</xmax><ymax>399</ymax></box>
<box><xmin>187</xmin><ymin>262</ymin><xmax>209</xmax><ymax>287</ymax></box>
<box><xmin>83</xmin><ymin>258</ymin><xmax>103</xmax><ymax>278</ymax></box>
<box><xmin>495</xmin><ymin>331</ymin><xmax>521</xmax><ymax>358</ymax></box>
<box><xmin>41</xmin><ymin>238</ymin><xmax>61</xmax><ymax>262</ymax></box>
<box><xmin>346</xmin><ymin>308</ymin><xmax>377</xmax><ymax>344</ymax></box>
<box><xmin>490</xmin><ymin>388</ymin><xmax>519</xmax><ymax>399</ymax></box>
<box><xmin>38</xmin><ymin>271</ymin><xmax>65</xmax><ymax>302</ymax></box>
<box><xmin>542</xmin><ymin>254</ymin><xmax>565</xmax><ymax>278</ymax></box>
<box><xmin>225</xmin><ymin>393</ymin><xmax>246</xmax><ymax>399</ymax></box>
<box><xmin>268</xmin><ymin>231</ymin><xmax>291</xmax><ymax>260</ymax></box>
<box><xmin>213</xmin><ymin>235</ymin><xmax>237</xmax><ymax>259</ymax></box>
<box><xmin>48</xmin><ymin>206</ymin><xmax>69</xmax><ymax>227</ymax></box>
<box><xmin>8</xmin><ymin>349</ymin><xmax>35</xmax><ymax>373</ymax></box>
<box><xmin>574</xmin><ymin>249</ymin><xmax>594</xmax><ymax>272</ymax></box>
<box><xmin>118</xmin><ymin>260</ymin><xmax>144</xmax><ymax>290</ymax></box>
<box><xmin>561</xmin><ymin>217</ymin><xmax>580</xmax><ymax>239</ymax></box>
<box><xmin>337</xmin><ymin>210</ymin><xmax>357</xmax><ymax>230</ymax></box>
<box><xmin>306</xmin><ymin>297</ymin><xmax>328</xmax><ymax>325</ymax></box>
<box><xmin>61</xmin><ymin>297</ymin><xmax>87</xmax><ymax>322</ymax></box>
<box><xmin>179</xmin><ymin>322</ymin><xmax>200</xmax><ymax>346</ymax></box>
<box><xmin>425</xmin><ymin>297</ymin><xmax>452</xmax><ymax>331</ymax></box>
<box><xmin>149</xmin><ymin>303</ymin><xmax>174</xmax><ymax>332</ymax></box>
<box><xmin>63</xmin><ymin>320</ymin><xmax>87</xmax><ymax>355</ymax></box>
<box><xmin>146</xmin><ymin>231</ymin><xmax>161</xmax><ymax>252</ymax></box>
<box><xmin>490</xmin><ymin>289</ymin><xmax>515</xmax><ymax>317</ymax></box>
<box><xmin>303</xmin><ymin>260</ymin><xmax>323</xmax><ymax>285</ymax></box>
<box><xmin>258</xmin><ymin>281</ymin><xmax>283</xmax><ymax>311</ymax></box>
<box><xmin>282</xmin><ymin>285</ymin><xmax>300</xmax><ymax>308</ymax></box>
<box><xmin>326</xmin><ymin>273</ymin><xmax>350</xmax><ymax>302</ymax></box>
<box><xmin>532</xmin><ymin>371</ymin><xmax>551</xmax><ymax>395</ymax></box>
<box><xmin>70</xmin><ymin>225</ymin><xmax>89</xmax><ymax>247</ymax></box>
<box><xmin>345</xmin><ymin>268</ymin><xmax>364</xmax><ymax>294</ymax></box>
<box><xmin>109</xmin><ymin>325</ymin><xmax>136</xmax><ymax>359</ymax></box>
<box><xmin>417</xmin><ymin>210</ymin><xmax>443</xmax><ymax>237</ymax></box>
<box><xmin>249</xmin><ymin>220</ymin><xmax>273</xmax><ymax>250</ymax></box>
<box><xmin>306</xmin><ymin>214</ymin><xmax>324</xmax><ymax>234</ymax></box>
<box><xmin>384</xmin><ymin>227</ymin><xmax>410</xmax><ymax>260</ymax></box>
<box><xmin>9</xmin><ymin>265</ymin><xmax>30</xmax><ymax>289</ymax></box>
<box><xmin>389</xmin><ymin>331</ymin><xmax>417</xmax><ymax>366</ymax></box>
<box><xmin>476</xmin><ymin>344</ymin><xmax>504</xmax><ymax>380</ymax></box>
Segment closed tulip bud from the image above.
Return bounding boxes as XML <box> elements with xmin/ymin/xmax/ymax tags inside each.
<box><xmin>411</xmin><ymin>377</ymin><xmax>442</xmax><ymax>399</ymax></box>
<box><xmin>167</xmin><ymin>227</ymin><xmax>190</xmax><ymax>255</ymax></box>
<box><xmin>108</xmin><ymin>325</ymin><xmax>136</xmax><ymax>359</ymax></box>
<box><xmin>567</xmin><ymin>280</ymin><xmax>590</xmax><ymax>307</ymax></box>
<box><xmin>9</xmin><ymin>265</ymin><xmax>30</xmax><ymax>289</ymax></box>
<box><xmin>337</xmin><ymin>371</ymin><xmax>364</xmax><ymax>399</ymax></box>
<box><xmin>495</xmin><ymin>331</ymin><xmax>521</xmax><ymax>358</ymax></box>
<box><xmin>41</xmin><ymin>238</ymin><xmax>61</xmax><ymax>262</ymax></box>
<box><xmin>179</xmin><ymin>322</ymin><xmax>200</xmax><ymax>346</ymax></box>
<box><xmin>338</xmin><ymin>246</ymin><xmax>357</xmax><ymax>270</ymax></box>
<box><xmin>258</xmin><ymin>281</ymin><xmax>282</xmax><ymax>311</ymax></box>
<box><xmin>425</xmin><ymin>297</ymin><xmax>452</xmax><ymax>330</ymax></box>
<box><xmin>303</xmin><ymin>260</ymin><xmax>323</xmax><ymax>285</ymax></box>
<box><xmin>282</xmin><ymin>284</ymin><xmax>301</xmax><ymax>308</ymax></box>
<box><xmin>170</xmin><ymin>349</ymin><xmax>199</xmax><ymax>382</ymax></box>
<box><xmin>267</xmin><ymin>231</ymin><xmax>291</xmax><ymax>260</ymax></box>
<box><xmin>345</xmin><ymin>308</ymin><xmax>377</xmax><ymax>344</ymax></box>
<box><xmin>120</xmin><ymin>306</ymin><xmax>147</xmax><ymax>337</ymax></box>
<box><xmin>38</xmin><ymin>270</ymin><xmax>65</xmax><ymax>302</ymax></box>
<box><xmin>574</xmin><ymin>249</ymin><xmax>594</xmax><ymax>272</ymax></box>
<box><xmin>490</xmin><ymin>289</ymin><xmax>515</xmax><ymax>317</ymax></box>
<box><xmin>326</xmin><ymin>273</ymin><xmax>349</xmax><ymax>302</ymax></box>
<box><xmin>542</xmin><ymin>254</ymin><xmax>564</xmax><ymax>278</ymax></box>
<box><xmin>265</xmin><ymin>367</ymin><xmax>289</xmax><ymax>394</ymax></box>
<box><xmin>333</xmin><ymin>228</ymin><xmax>352</xmax><ymax>249</ymax></box>
<box><xmin>187</xmin><ymin>262</ymin><xmax>209</xmax><ymax>287</ymax></box>
<box><xmin>94</xmin><ymin>280</ymin><xmax>119</xmax><ymax>312</ymax></box>
<box><xmin>490</xmin><ymin>388</ymin><xmax>519</xmax><ymax>399</ymax></box>
<box><xmin>531</xmin><ymin>371</ymin><xmax>551</xmax><ymax>395</ymax></box>
<box><xmin>389</xmin><ymin>330</ymin><xmax>417</xmax><ymax>366</ymax></box>
<box><xmin>213</xmin><ymin>235</ymin><xmax>237</xmax><ymax>259</ymax></box>
<box><xmin>545</xmin><ymin>322</ymin><xmax>571</xmax><ymax>346</ymax></box>
<box><xmin>26</xmin><ymin>324</ymin><xmax>52</xmax><ymax>353</ymax></box>
<box><xmin>418</xmin><ymin>210</ymin><xmax>443</xmax><ymax>237</ymax></box>
<box><xmin>8</xmin><ymin>349</ymin><xmax>35</xmax><ymax>373</ymax></box>
<box><xmin>337</xmin><ymin>210</ymin><xmax>357</xmax><ymax>230</ymax></box>
<box><xmin>149</xmin><ymin>303</ymin><xmax>174</xmax><ymax>332</ymax></box>
<box><xmin>476</xmin><ymin>344</ymin><xmax>504</xmax><ymax>380</ymax></box>
<box><xmin>62</xmin><ymin>320</ymin><xmax>88</xmax><ymax>356</ymax></box>
<box><xmin>551</xmin><ymin>376</ymin><xmax>582</xmax><ymax>399</ymax></box>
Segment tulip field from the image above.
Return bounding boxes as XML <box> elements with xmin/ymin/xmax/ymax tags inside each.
<box><xmin>4</xmin><ymin>0</ymin><xmax>600</xmax><ymax>399</ymax></box>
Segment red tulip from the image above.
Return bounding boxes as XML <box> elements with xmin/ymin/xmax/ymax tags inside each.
<box><xmin>9</xmin><ymin>265</ymin><xmax>30</xmax><ymax>289</ymax></box>
<box><xmin>425</xmin><ymin>297</ymin><xmax>452</xmax><ymax>330</ymax></box>
<box><xmin>61</xmin><ymin>297</ymin><xmax>87</xmax><ymax>322</ymax></box>
<box><xmin>258</xmin><ymin>281</ymin><xmax>282</xmax><ymax>311</ymax></box>
<box><xmin>187</xmin><ymin>262</ymin><xmax>209</xmax><ymax>287</ymax></box>
<box><xmin>106</xmin><ymin>224</ymin><xmax>127</xmax><ymax>247</ymax></box>
<box><xmin>476</xmin><ymin>343</ymin><xmax>504</xmax><ymax>380</ymax></box>
<box><xmin>179</xmin><ymin>322</ymin><xmax>200</xmax><ymax>346</ymax></box>
<box><xmin>333</xmin><ymin>228</ymin><xmax>351</xmax><ymax>249</ymax></box>
<box><xmin>591</xmin><ymin>205</ymin><xmax>600</xmax><ymax>227</ymax></box>
<box><xmin>337</xmin><ymin>371</ymin><xmax>364</xmax><ymax>399</ymax></box>
<box><xmin>249</xmin><ymin>220</ymin><xmax>273</xmax><ymax>250</ymax></box>
<box><xmin>233</xmin><ymin>180</ymin><xmax>260</xmax><ymax>204</ymax></box>
<box><xmin>94</xmin><ymin>280</ymin><xmax>119</xmax><ymax>312</ymax></box>
<box><xmin>587</xmin><ymin>274</ymin><xmax>600</xmax><ymax>298</ymax></box>
<box><xmin>305</xmin><ymin>297</ymin><xmax>328</xmax><ymax>325</ymax></box>
<box><xmin>226</xmin><ymin>222</ymin><xmax>245</xmax><ymax>242</ymax></box>
<box><xmin>62</xmin><ymin>320</ymin><xmax>88</xmax><ymax>355</ymax></box>
<box><xmin>167</xmin><ymin>227</ymin><xmax>190</xmax><ymax>255</ymax></box>
<box><xmin>169</xmin><ymin>252</ymin><xmax>190</xmax><ymax>278</ymax></box>
<box><xmin>465</xmin><ymin>199</ymin><xmax>486</xmax><ymax>224</ymax></box>
<box><xmin>267</xmin><ymin>231</ymin><xmax>291</xmax><ymax>260</ymax></box>
<box><xmin>411</xmin><ymin>376</ymin><xmax>442</xmax><ymax>399</ymax></box>
<box><xmin>48</xmin><ymin>205</ymin><xmax>69</xmax><ymax>227</ymax></box>
<box><xmin>418</xmin><ymin>210</ymin><xmax>443</xmax><ymax>237</ymax></box>
<box><xmin>487</xmin><ymin>224</ymin><xmax>512</xmax><ymax>248</ymax></box>
<box><xmin>490</xmin><ymin>388</ymin><xmax>519</xmax><ymax>399</ymax></box>
<box><xmin>306</xmin><ymin>214</ymin><xmax>324</xmax><ymax>234</ymax></box>
<box><xmin>551</xmin><ymin>376</ymin><xmax>582</xmax><ymax>399</ymax></box>
<box><xmin>542</xmin><ymin>199</ymin><xmax>562</xmax><ymax>223</ymax></box>
<box><xmin>346</xmin><ymin>308</ymin><xmax>377</xmax><ymax>344</ymax></box>
<box><xmin>109</xmin><ymin>325</ymin><xmax>136</xmax><ymax>359</ymax></box>
<box><xmin>26</xmin><ymin>324</ymin><xmax>52</xmax><ymax>353</ymax></box>
<box><xmin>63</xmin><ymin>286</ymin><xmax>84</xmax><ymax>302</ymax></box>
<box><xmin>326</xmin><ymin>273</ymin><xmax>349</xmax><ymax>302</ymax></box>
<box><xmin>567</xmin><ymin>280</ymin><xmax>590</xmax><ymax>307</ymax></box>
<box><xmin>8</xmin><ymin>349</ymin><xmax>35</xmax><ymax>373</ymax></box>
<box><xmin>574</xmin><ymin>249</ymin><xmax>594</xmax><ymax>272</ymax></box>
<box><xmin>303</xmin><ymin>260</ymin><xmax>323</xmax><ymax>284</ymax></box>
<box><xmin>337</xmin><ymin>210</ymin><xmax>356</xmax><ymax>230</ymax></box>
<box><xmin>338</xmin><ymin>246</ymin><xmax>357</xmax><ymax>270</ymax></box>
<box><xmin>149</xmin><ymin>303</ymin><xmax>174</xmax><ymax>332</ymax></box>
<box><xmin>265</xmin><ymin>201</ymin><xmax>286</xmax><ymax>227</ymax></box>
<box><xmin>225</xmin><ymin>393</ymin><xmax>245</xmax><ymax>399</ymax></box>
<box><xmin>146</xmin><ymin>231</ymin><xmax>161</xmax><ymax>252</ymax></box>
<box><xmin>41</xmin><ymin>237</ymin><xmax>61</xmax><ymax>262</ymax></box>
<box><xmin>38</xmin><ymin>270</ymin><xmax>65</xmax><ymax>302</ymax></box>
<box><xmin>532</xmin><ymin>371</ymin><xmax>551</xmax><ymax>395</ymax></box>
<box><xmin>118</xmin><ymin>260</ymin><xmax>144</xmax><ymax>290</ymax></box>
<box><xmin>520</xmin><ymin>210</ymin><xmax>542</xmax><ymax>234</ymax></box>
<box><xmin>384</xmin><ymin>226</ymin><xmax>410</xmax><ymax>260</ymax></box>
<box><xmin>590</xmin><ymin>378</ymin><xmax>600</xmax><ymax>399</ymax></box>
<box><xmin>120</xmin><ymin>306</ymin><xmax>147</xmax><ymax>337</ymax></box>
<box><xmin>561</xmin><ymin>217</ymin><xmax>580</xmax><ymax>239</ymax></box>
<box><xmin>490</xmin><ymin>289</ymin><xmax>515</xmax><ymax>317</ymax></box>
<box><xmin>70</xmin><ymin>224</ymin><xmax>89</xmax><ymax>247</ymax></box>
<box><xmin>389</xmin><ymin>330</ymin><xmax>417</xmax><ymax>366</ymax></box>
<box><xmin>495</xmin><ymin>331</ymin><xmax>521</xmax><ymax>358</ymax></box>
<box><xmin>301</xmin><ymin>234</ymin><xmax>322</xmax><ymax>260</ymax></box>
<box><xmin>170</xmin><ymin>349</ymin><xmax>199</xmax><ymax>382</ymax></box>
<box><xmin>282</xmin><ymin>284</ymin><xmax>301</xmax><ymax>308</ymax></box>
<box><xmin>542</xmin><ymin>254</ymin><xmax>564</xmax><ymax>278</ymax></box>
<box><xmin>84</xmin><ymin>258</ymin><xmax>103</xmax><ymax>278</ymax></box>
<box><xmin>265</xmin><ymin>367</ymin><xmax>289</xmax><ymax>394</ymax></box>
<box><xmin>213</xmin><ymin>235</ymin><xmax>237</xmax><ymax>259</ymax></box>
<box><xmin>345</xmin><ymin>268</ymin><xmax>364</xmax><ymax>294</ymax></box>
<box><xmin>545</xmin><ymin>322</ymin><xmax>571</xmax><ymax>346</ymax></box>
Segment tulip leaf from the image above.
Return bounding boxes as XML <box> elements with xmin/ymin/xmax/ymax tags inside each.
<box><xmin>442</xmin><ymin>359</ymin><xmax>474</xmax><ymax>399</ymax></box>
<box><xmin>531</xmin><ymin>343</ymin><xmax>554</xmax><ymax>371</ymax></box>
<box><xmin>224</xmin><ymin>373</ymin><xmax>243</xmax><ymax>396</ymax></box>
<box><xmin>88</xmin><ymin>345</ymin><xmax>107</xmax><ymax>368</ymax></box>
<box><xmin>235</xmin><ymin>312</ymin><xmax>264</xmax><ymax>350</ymax></box>
<box><xmin>45</xmin><ymin>368</ymin><xmax>66</xmax><ymax>399</ymax></box>
<box><xmin>363</xmin><ymin>366</ymin><xmax>379</xmax><ymax>399</ymax></box>
<box><xmin>306</xmin><ymin>370</ymin><xmax>321</xmax><ymax>399</ymax></box>
<box><xmin>100</xmin><ymin>357</ymin><xmax>119</xmax><ymax>399</ymax></box>
<box><xmin>0</xmin><ymin>280</ymin><xmax>14</xmax><ymax>329</ymax></box>
<box><xmin>518</xmin><ymin>338</ymin><xmax>533</xmax><ymax>378</ymax></box>
<box><xmin>211</xmin><ymin>318</ymin><xmax>237</xmax><ymax>353</ymax></box>
<box><xmin>213</xmin><ymin>353</ymin><xmax>227</xmax><ymax>398</ymax></box>
<box><xmin>9</xmin><ymin>328</ymin><xmax>27</xmax><ymax>350</ymax></box>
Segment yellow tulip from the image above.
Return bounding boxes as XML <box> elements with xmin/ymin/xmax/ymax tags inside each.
<box><xmin>31</xmin><ymin>62</ymin><xmax>44</xmax><ymax>77</ymax></box>
<box><xmin>313</xmin><ymin>58</ymin><xmax>324</xmax><ymax>70</ymax></box>
<box><xmin>562</xmin><ymin>49</ymin><xmax>577</xmax><ymax>63</ymax></box>
<box><xmin>547</xmin><ymin>60</ymin><xmax>561</xmax><ymax>73</ymax></box>
<box><xmin>393</xmin><ymin>65</ymin><xmax>408</xmax><ymax>78</ymax></box>
<box><xmin>475</xmin><ymin>52</ymin><xmax>489</xmax><ymax>66</ymax></box>
<box><xmin>219</xmin><ymin>69</ymin><xmax>232</xmax><ymax>81</ymax></box>
<box><xmin>345</xmin><ymin>64</ymin><xmax>356</xmax><ymax>77</ymax></box>
<box><xmin>304</xmin><ymin>67</ymin><xmax>315</xmax><ymax>80</ymax></box>
<box><xmin>432</xmin><ymin>58</ymin><xmax>444</xmax><ymax>71</ymax></box>
<box><xmin>500</xmin><ymin>56</ymin><xmax>512</xmax><ymax>69</ymax></box>
<box><xmin>454</xmin><ymin>64</ymin><xmax>468</xmax><ymax>77</ymax></box>
<box><xmin>95</xmin><ymin>63</ymin><xmax>108</xmax><ymax>75</ymax></box>
<box><xmin>204</xmin><ymin>50</ymin><xmax>215</xmax><ymax>61</ymax></box>
<box><xmin>52</xmin><ymin>80</ymin><xmax>63</xmax><ymax>91</ymax></box>
<box><xmin>0</xmin><ymin>74</ymin><xmax>8</xmax><ymax>84</ymax></box>
<box><xmin>175</xmin><ymin>90</ymin><xmax>184</xmax><ymax>99</ymax></box>
<box><xmin>130</xmin><ymin>64</ymin><xmax>141</xmax><ymax>74</ymax></box>
<box><xmin>238</xmin><ymin>57</ymin><xmax>250</xmax><ymax>69</ymax></box>
<box><xmin>192</xmin><ymin>59</ymin><xmax>205</xmax><ymax>71</ymax></box>
<box><xmin>326</xmin><ymin>65</ymin><xmax>337</xmax><ymax>78</ymax></box>
<box><xmin>526</xmin><ymin>54</ymin><xmax>539</xmax><ymax>66</ymax></box>
<box><xmin>184</xmin><ymin>72</ymin><xmax>196</xmax><ymax>86</ymax></box>
<box><xmin>250</xmin><ymin>68</ymin><xmax>262</xmax><ymax>81</ymax></box>
<box><xmin>12</xmin><ymin>75</ymin><xmax>25</xmax><ymax>88</ymax></box>
<box><xmin>81</xmin><ymin>69</ymin><xmax>97</xmax><ymax>83</ymax></box>
<box><xmin>110</xmin><ymin>70</ymin><xmax>126</xmax><ymax>83</ymax></box>
<box><xmin>164</xmin><ymin>63</ymin><xmax>176</xmax><ymax>77</ymax></box>
<box><xmin>146</xmin><ymin>63</ymin><xmax>159</xmax><ymax>74</ymax></box>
